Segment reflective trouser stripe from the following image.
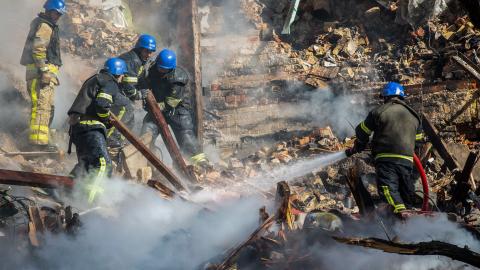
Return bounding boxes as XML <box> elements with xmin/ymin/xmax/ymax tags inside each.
<box><xmin>107</xmin><ymin>106</ymin><xmax>126</xmax><ymax>138</ymax></box>
<box><xmin>29</xmin><ymin>78</ymin><xmax>55</xmax><ymax>145</ymax></box>
<box><xmin>87</xmin><ymin>157</ymin><xmax>107</xmax><ymax>203</ymax></box>
<box><xmin>191</xmin><ymin>153</ymin><xmax>207</xmax><ymax>165</ymax></box>
<box><xmin>382</xmin><ymin>186</ymin><xmax>406</xmax><ymax>213</ymax></box>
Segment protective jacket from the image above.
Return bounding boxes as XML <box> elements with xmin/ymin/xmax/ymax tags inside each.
<box><xmin>68</xmin><ymin>71</ymin><xmax>121</xmax><ymax>135</ymax></box>
<box><xmin>118</xmin><ymin>49</ymin><xmax>146</xmax><ymax>99</ymax></box>
<box><xmin>20</xmin><ymin>13</ymin><xmax>62</xmax><ymax>69</ymax></box>
<box><xmin>139</xmin><ymin>66</ymin><xmax>191</xmax><ymax>109</ymax></box>
<box><xmin>354</xmin><ymin>98</ymin><xmax>423</xmax><ymax>165</ymax></box>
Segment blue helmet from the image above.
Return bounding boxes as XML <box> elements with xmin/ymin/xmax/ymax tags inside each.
<box><xmin>135</xmin><ymin>34</ymin><xmax>157</xmax><ymax>51</ymax></box>
<box><xmin>43</xmin><ymin>0</ymin><xmax>67</xmax><ymax>15</ymax></box>
<box><xmin>382</xmin><ymin>82</ymin><xmax>405</xmax><ymax>98</ymax></box>
<box><xmin>156</xmin><ymin>49</ymin><xmax>177</xmax><ymax>70</ymax></box>
<box><xmin>104</xmin><ymin>58</ymin><xmax>127</xmax><ymax>76</ymax></box>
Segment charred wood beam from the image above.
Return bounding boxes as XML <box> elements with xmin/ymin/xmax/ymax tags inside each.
<box><xmin>452</xmin><ymin>151</ymin><xmax>480</xmax><ymax>204</ymax></box>
<box><xmin>421</xmin><ymin>113</ymin><xmax>461</xmax><ymax>172</ymax></box>
<box><xmin>346</xmin><ymin>166</ymin><xmax>375</xmax><ymax>216</ymax></box>
<box><xmin>334</xmin><ymin>236</ymin><xmax>480</xmax><ymax>268</ymax></box>
<box><xmin>144</xmin><ymin>91</ymin><xmax>196</xmax><ymax>183</ymax></box>
<box><xmin>176</xmin><ymin>0</ymin><xmax>204</xmax><ymax>148</ymax></box>
<box><xmin>110</xmin><ymin>114</ymin><xmax>186</xmax><ymax>192</ymax></box>
<box><xmin>216</xmin><ymin>215</ymin><xmax>276</xmax><ymax>270</ymax></box>
<box><xmin>0</xmin><ymin>169</ymin><xmax>73</xmax><ymax>189</ymax></box>
<box><xmin>452</xmin><ymin>54</ymin><xmax>480</xmax><ymax>82</ymax></box>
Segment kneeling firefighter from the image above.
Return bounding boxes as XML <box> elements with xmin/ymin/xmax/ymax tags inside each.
<box><xmin>139</xmin><ymin>49</ymin><xmax>207</xmax><ymax>165</ymax></box>
<box><xmin>67</xmin><ymin>58</ymin><xmax>127</xmax><ymax>202</ymax></box>
<box><xmin>345</xmin><ymin>82</ymin><xmax>424</xmax><ymax>215</ymax></box>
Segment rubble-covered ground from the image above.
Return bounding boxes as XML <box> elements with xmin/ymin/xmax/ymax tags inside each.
<box><xmin>2</xmin><ymin>0</ymin><xmax>480</xmax><ymax>269</ymax></box>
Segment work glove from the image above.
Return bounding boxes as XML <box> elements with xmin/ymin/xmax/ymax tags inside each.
<box><xmin>40</xmin><ymin>71</ymin><xmax>58</xmax><ymax>86</ymax></box>
<box><xmin>345</xmin><ymin>147</ymin><xmax>357</xmax><ymax>157</ymax></box>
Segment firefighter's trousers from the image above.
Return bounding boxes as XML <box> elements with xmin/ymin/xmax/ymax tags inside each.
<box><xmin>375</xmin><ymin>160</ymin><xmax>416</xmax><ymax>213</ymax></box>
<box><xmin>27</xmin><ymin>78</ymin><xmax>56</xmax><ymax>145</ymax></box>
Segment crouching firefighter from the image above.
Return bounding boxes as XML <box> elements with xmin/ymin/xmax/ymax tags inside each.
<box><xmin>20</xmin><ymin>0</ymin><xmax>66</xmax><ymax>150</ymax></box>
<box><xmin>67</xmin><ymin>58</ymin><xmax>127</xmax><ymax>203</ymax></box>
<box><xmin>107</xmin><ymin>34</ymin><xmax>157</xmax><ymax>148</ymax></box>
<box><xmin>139</xmin><ymin>49</ymin><xmax>207</xmax><ymax>166</ymax></box>
<box><xmin>345</xmin><ymin>82</ymin><xmax>424</xmax><ymax>216</ymax></box>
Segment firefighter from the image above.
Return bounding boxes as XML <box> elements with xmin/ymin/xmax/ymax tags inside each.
<box><xmin>345</xmin><ymin>82</ymin><xmax>424</xmax><ymax>215</ymax></box>
<box><xmin>67</xmin><ymin>58</ymin><xmax>127</xmax><ymax>203</ymax></box>
<box><xmin>107</xmin><ymin>34</ymin><xmax>157</xmax><ymax>147</ymax></box>
<box><xmin>20</xmin><ymin>0</ymin><xmax>66</xmax><ymax>150</ymax></box>
<box><xmin>139</xmin><ymin>49</ymin><xmax>207</xmax><ymax>165</ymax></box>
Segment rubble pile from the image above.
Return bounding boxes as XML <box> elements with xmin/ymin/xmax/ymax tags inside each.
<box><xmin>61</xmin><ymin>0</ymin><xmax>138</xmax><ymax>58</ymax></box>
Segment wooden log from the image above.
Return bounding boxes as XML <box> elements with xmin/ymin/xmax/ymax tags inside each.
<box><xmin>346</xmin><ymin>165</ymin><xmax>375</xmax><ymax>216</ymax></box>
<box><xmin>334</xmin><ymin>236</ymin><xmax>480</xmax><ymax>268</ymax></box>
<box><xmin>110</xmin><ymin>114</ymin><xmax>186</xmax><ymax>192</ymax></box>
<box><xmin>452</xmin><ymin>151</ymin><xmax>480</xmax><ymax>204</ymax></box>
<box><xmin>0</xmin><ymin>169</ymin><xmax>73</xmax><ymax>189</ymax></box>
<box><xmin>176</xmin><ymin>0</ymin><xmax>204</xmax><ymax>148</ymax></box>
<box><xmin>216</xmin><ymin>215</ymin><xmax>276</xmax><ymax>270</ymax></box>
<box><xmin>144</xmin><ymin>91</ymin><xmax>195</xmax><ymax>183</ymax></box>
<box><xmin>421</xmin><ymin>113</ymin><xmax>461</xmax><ymax>171</ymax></box>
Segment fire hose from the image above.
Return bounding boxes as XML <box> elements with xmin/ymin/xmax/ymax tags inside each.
<box><xmin>413</xmin><ymin>154</ymin><xmax>430</xmax><ymax>211</ymax></box>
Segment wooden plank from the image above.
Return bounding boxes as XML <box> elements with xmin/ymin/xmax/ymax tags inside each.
<box><xmin>452</xmin><ymin>151</ymin><xmax>480</xmax><ymax>203</ymax></box>
<box><xmin>334</xmin><ymin>236</ymin><xmax>480</xmax><ymax>268</ymax></box>
<box><xmin>346</xmin><ymin>166</ymin><xmax>375</xmax><ymax>216</ymax></box>
<box><xmin>144</xmin><ymin>91</ymin><xmax>195</xmax><ymax>183</ymax></box>
<box><xmin>421</xmin><ymin>113</ymin><xmax>461</xmax><ymax>171</ymax></box>
<box><xmin>0</xmin><ymin>169</ymin><xmax>74</xmax><ymax>189</ymax></box>
<box><xmin>176</xmin><ymin>0</ymin><xmax>204</xmax><ymax>149</ymax></box>
<box><xmin>110</xmin><ymin>114</ymin><xmax>186</xmax><ymax>192</ymax></box>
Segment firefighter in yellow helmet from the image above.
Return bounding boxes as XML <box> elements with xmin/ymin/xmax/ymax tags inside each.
<box><xmin>20</xmin><ymin>0</ymin><xmax>66</xmax><ymax>150</ymax></box>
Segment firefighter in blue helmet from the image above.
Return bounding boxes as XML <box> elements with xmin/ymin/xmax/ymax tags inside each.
<box><xmin>68</xmin><ymin>58</ymin><xmax>127</xmax><ymax>203</ymax></box>
<box><xmin>139</xmin><ymin>49</ymin><xmax>207</xmax><ymax>166</ymax></box>
<box><xmin>107</xmin><ymin>34</ymin><xmax>157</xmax><ymax>148</ymax></box>
<box><xmin>20</xmin><ymin>0</ymin><xmax>66</xmax><ymax>150</ymax></box>
<box><xmin>345</xmin><ymin>82</ymin><xmax>424</xmax><ymax>215</ymax></box>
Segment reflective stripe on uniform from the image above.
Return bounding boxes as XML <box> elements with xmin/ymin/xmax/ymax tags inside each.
<box><xmin>382</xmin><ymin>186</ymin><xmax>406</xmax><ymax>213</ymax></box>
<box><xmin>107</xmin><ymin>106</ymin><xmax>126</xmax><ymax>138</ymax></box>
<box><xmin>32</xmin><ymin>52</ymin><xmax>47</xmax><ymax>60</ymax></box>
<box><xmin>79</xmin><ymin>120</ymin><xmax>106</xmax><ymax>128</ymax></box>
<box><xmin>29</xmin><ymin>133</ymin><xmax>49</xmax><ymax>144</ymax></box>
<box><xmin>26</xmin><ymin>63</ymin><xmax>59</xmax><ymax>74</ymax></box>
<box><xmin>191</xmin><ymin>153</ymin><xmax>207</xmax><ymax>164</ymax></box>
<box><xmin>360</xmin><ymin>121</ymin><xmax>372</xmax><ymax>135</ymax></box>
<box><xmin>30</xmin><ymin>78</ymin><xmax>38</xmax><ymax>126</ymax></box>
<box><xmin>87</xmin><ymin>157</ymin><xmax>107</xmax><ymax>203</ymax></box>
<box><xmin>122</xmin><ymin>76</ymin><xmax>138</xmax><ymax>83</ymax></box>
<box><xmin>416</xmin><ymin>133</ymin><xmax>424</xmax><ymax>141</ymax></box>
<box><xmin>166</xmin><ymin>96</ymin><xmax>182</xmax><ymax>108</ymax></box>
<box><xmin>375</xmin><ymin>153</ymin><xmax>413</xmax><ymax>162</ymax></box>
<box><xmin>30</xmin><ymin>125</ymin><xmax>49</xmax><ymax>133</ymax></box>
<box><xmin>96</xmin><ymin>92</ymin><xmax>113</xmax><ymax>102</ymax></box>
<box><xmin>97</xmin><ymin>112</ymin><xmax>110</xmax><ymax>118</ymax></box>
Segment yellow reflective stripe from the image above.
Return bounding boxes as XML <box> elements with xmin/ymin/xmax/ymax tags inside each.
<box><xmin>46</xmin><ymin>64</ymin><xmax>59</xmax><ymax>75</ymax></box>
<box><xmin>96</xmin><ymin>92</ymin><xmax>113</xmax><ymax>102</ymax></box>
<box><xmin>191</xmin><ymin>153</ymin><xmax>207</xmax><ymax>164</ymax></box>
<box><xmin>416</xmin><ymin>133</ymin><xmax>424</xmax><ymax>141</ymax></box>
<box><xmin>107</xmin><ymin>107</ymin><xmax>126</xmax><ymax>138</ymax></box>
<box><xmin>29</xmin><ymin>134</ymin><xmax>49</xmax><ymax>143</ymax></box>
<box><xmin>382</xmin><ymin>186</ymin><xmax>395</xmax><ymax>206</ymax></box>
<box><xmin>375</xmin><ymin>153</ymin><xmax>413</xmax><ymax>162</ymax></box>
<box><xmin>122</xmin><ymin>76</ymin><xmax>138</xmax><ymax>83</ymax></box>
<box><xmin>32</xmin><ymin>52</ymin><xmax>47</xmax><ymax>60</ymax></box>
<box><xmin>138</xmin><ymin>66</ymin><xmax>144</xmax><ymax>76</ymax></box>
<box><xmin>360</xmin><ymin>121</ymin><xmax>372</xmax><ymax>135</ymax></box>
<box><xmin>87</xmin><ymin>157</ymin><xmax>107</xmax><ymax>203</ymax></box>
<box><xmin>394</xmin><ymin>204</ymin><xmax>406</xmax><ymax>213</ymax></box>
<box><xmin>166</xmin><ymin>96</ymin><xmax>182</xmax><ymax>108</ymax></box>
<box><xmin>97</xmin><ymin>112</ymin><xmax>110</xmax><ymax>118</ymax></box>
<box><xmin>79</xmin><ymin>120</ymin><xmax>106</xmax><ymax>128</ymax></box>
<box><xmin>30</xmin><ymin>79</ymin><xmax>38</xmax><ymax>126</ymax></box>
<box><xmin>30</xmin><ymin>125</ymin><xmax>49</xmax><ymax>133</ymax></box>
